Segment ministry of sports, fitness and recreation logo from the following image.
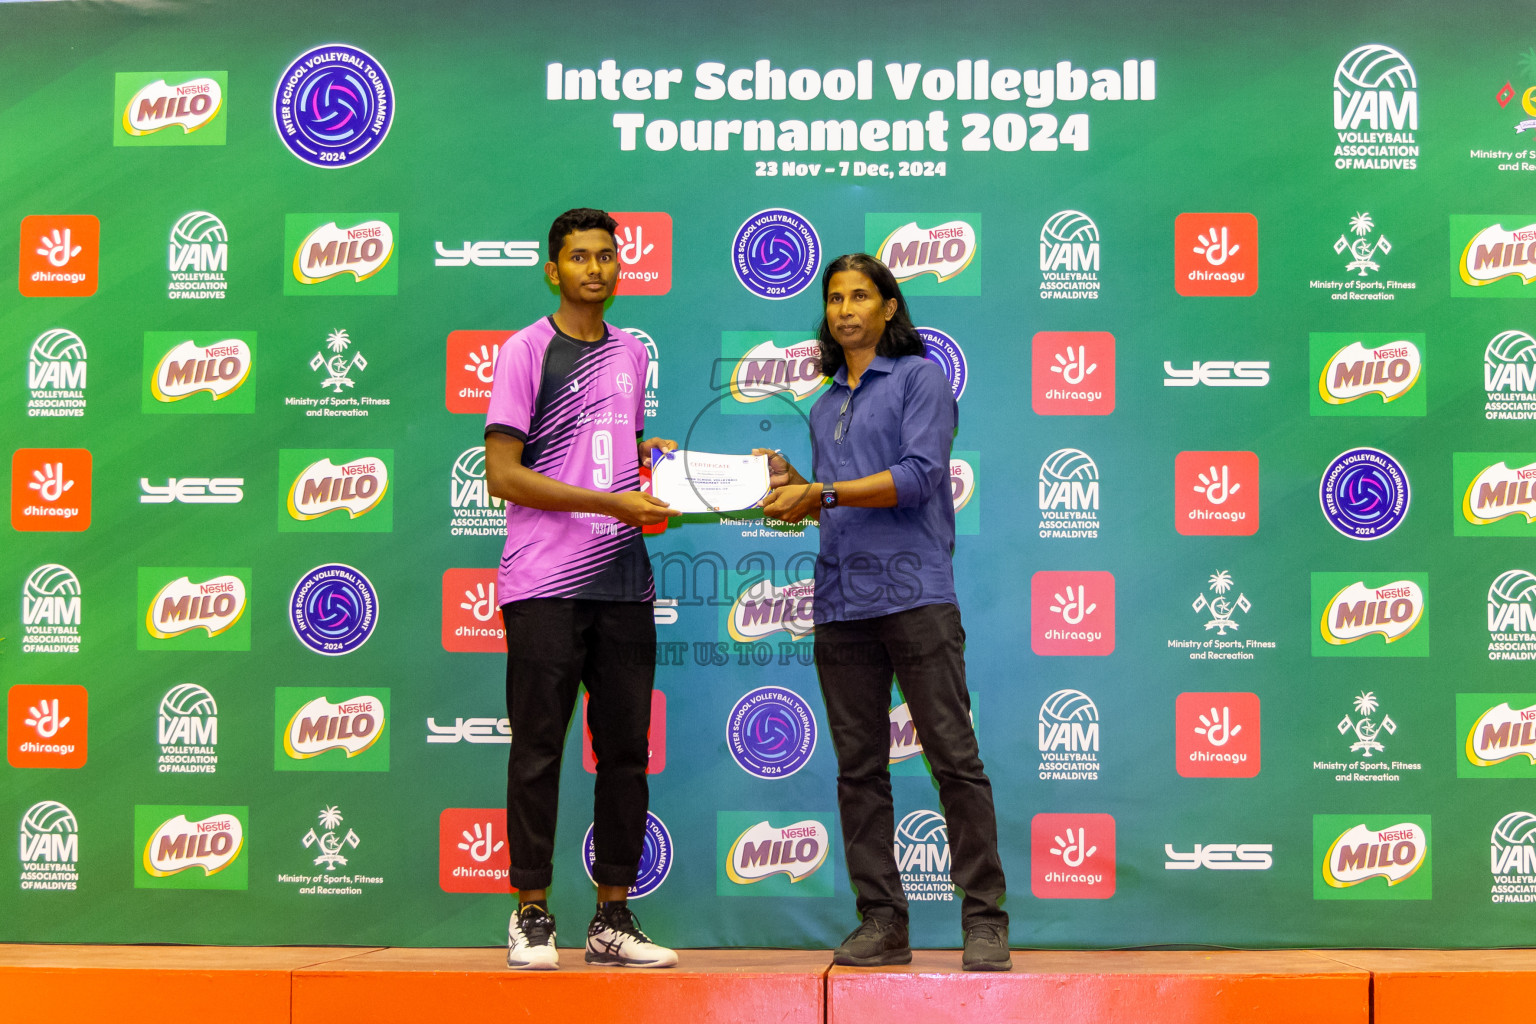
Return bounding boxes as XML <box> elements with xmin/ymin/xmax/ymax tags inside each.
<box><xmin>1490</xmin><ymin>811</ymin><xmax>1536</xmax><ymax>903</ymax></box>
<box><xmin>1312</xmin><ymin>573</ymin><xmax>1428</xmax><ymax>657</ymax></box>
<box><xmin>1310</xmin><ymin>333</ymin><xmax>1424</xmax><ymax>416</ymax></box>
<box><xmin>280</xmin><ymin>806</ymin><xmax>382</xmax><ymax>897</ymax></box>
<box><xmin>1315</xmin><ymin>816</ymin><xmax>1430</xmax><ymax>899</ymax></box>
<box><xmin>28</xmin><ymin>328</ymin><xmax>87</xmax><ymax>418</ymax></box>
<box><xmin>22</xmin><ymin>563</ymin><xmax>81</xmax><ymax>654</ymax></box>
<box><xmin>1032</xmin><ymin>332</ymin><xmax>1115</xmax><ymax>415</ymax></box>
<box><xmin>274</xmin><ymin>45</ymin><xmax>393</xmax><ymax>167</ymax></box>
<box><xmin>1331</xmin><ymin>44</ymin><xmax>1419</xmax><ymax>170</ymax></box>
<box><xmin>896</xmin><ymin>809</ymin><xmax>954</xmax><ymax>902</ymax></box>
<box><xmin>1319</xmin><ymin>447</ymin><xmax>1409</xmax><ymax>539</ymax></box>
<box><xmin>583</xmin><ymin>812</ymin><xmax>671</xmax><ymax>898</ymax></box>
<box><xmin>866</xmin><ymin>214</ymin><xmax>980</xmax><ymax>296</ymax></box>
<box><xmin>732</xmin><ymin>209</ymin><xmax>820</xmax><ymax>299</ymax></box>
<box><xmin>1037</xmin><ymin>689</ymin><xmax>1100</xmax><ymax>782</ymax></box>
<box><xmin>1039</xmin><ymin>210</ymin><xmax>1100</xmax><ymax>300</ymax></box>
<box><xmin>19</xmin><ymin>800</ymin><xmax>78</xmax><ymax>891</ymax></box>
<box><xmin>115</xmin><ymin>72</ymin><xmax>226</xmax><ymax>146</ymax></box>
<box><xmin>1037</xmin><ymin>448</ymin><xmax>1099</xmax><ymax>540</ymax></box>
<box><xmin>143</xmin><ymin>333</ymin><xmax>255</xmax><ymax>414</ymax></box>
<box><xmin>290</xmin><ymin>564</ymin><xmax>378</xmax><ymax>655</ymax></box>
<box><xmin>139</xmin><ymin>568</ymin><xmax>250</xmax><ymax>651</ymax></box>
<box><xmin>918</xmin><ymin>327</ymin><xmax>966</xmax><ymax>399</ymax></box>
<box><xmin>1169</xmin><ymin>569</ymin><xmax>1277</xmax><ymax>661</ymax></box>
<box><xmin>1031</xmin><ymin>812</ymin><xmax>1116</xmax><ymax>899</ymax></box>
<box><xmin>157</xmin><ymin>684</ymin><xmax>218</xmax><ymax>775</ymax></box>
<box><xmin>1458</xmin><ymin>454</ymin><xmax>1536</xmax><ymax>534</ymax></box>
<box><xmin>726</xmin><ymin>687</ymin><xmax>816</xmax><ymax>779</ymax></box>
<box><xmin>136</xmin><ymin>806</ymin><xmax>247</xmax><ymax>890</ymax></box>
<box><xmin>718</xmin><ymin>813</ymin><xmax>833</xmax><ymax>896</ymax></box>
<box><xmin>167</xmin><ymin>211</ymin><xmax>228</xmax><ymax>300</ymax></box>
<box><xmin>276</xmin><ymin>689</ymin><xmax>390</xmax><ymax>771</ymax></box>
<box><xmin>1175</xmin><ymin>692</ymin><xmax>1260</xmax><ymax>778</ymax></box>
<box><xmin>1485</xmin><ymin>330</ymin><xmax>1536</xmax><ymax>419</ymax></box>
<box><xmin>282</xmin><ymin>450</ymin><xmax>393</xmax><ymax>532</ymax></box>
<box><xmin>728</xmin><ymin>578</ymin><xmax>815</xmax><ymax>642</ymax></box>
<box><xmin>1488</xmin><ymin>570</ymin><xmax>1536</xmax><ymax>661</ymax></box>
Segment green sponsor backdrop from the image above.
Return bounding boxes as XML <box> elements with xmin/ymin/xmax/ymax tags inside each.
<box><xmin>6</xmin><ymin>0</ymin><xmax>1536</xmax><ymax>949</ymax></box>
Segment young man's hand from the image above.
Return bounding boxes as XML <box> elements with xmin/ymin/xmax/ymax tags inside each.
<box><xmin>639</xmin><ymin>437</ymin><xmax>677</xmax><ymax>467</ymax></box>
<box><xmin>607</xmin><ymin>490</ymin><xmax>681</xmax><ymax>527</ymax></box>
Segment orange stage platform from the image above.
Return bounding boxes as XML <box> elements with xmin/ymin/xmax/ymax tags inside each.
<box><xmin>1</xmin><ymin>944</ymin><xmax>1530</xmax><ymax>1024</ymax></box>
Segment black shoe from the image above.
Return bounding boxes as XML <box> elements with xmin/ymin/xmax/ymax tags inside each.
<box><xmin>833</xmin><ymin>916</ymin><xmax>912</xmax><ymax>966</ymax></box>
<box><xmin>961</xmin><ymin>922</ymin><xmax>1012</xmax><ymax>972</ymax></box>
<box><xmin>584</xmin><ymin>902</ymin><xmax>678</xmax><ymax>967</ymax></box>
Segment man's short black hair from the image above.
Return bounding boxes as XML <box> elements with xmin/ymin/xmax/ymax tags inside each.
<box><xmin>548</xmin><ymin>208</ymin><xmax>618</xmax><ymax>261</ymax></box>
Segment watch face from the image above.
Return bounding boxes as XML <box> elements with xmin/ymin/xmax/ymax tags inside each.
<box><xmin>821</xmin><ymin>488</ymin><xmax>836</xmax><ymax>508</ymax></box>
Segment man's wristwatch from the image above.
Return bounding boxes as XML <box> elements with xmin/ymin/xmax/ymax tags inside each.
<box><xmin>820</xmin><ymin>483</ymin><xmax>838</xmax><ymax>509</ymax></box>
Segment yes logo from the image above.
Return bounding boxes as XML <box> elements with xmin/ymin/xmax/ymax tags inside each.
<box><xmin>1174</xmin><ymin>213</ymin><xmax>1258</xmax><ymax>296</ymax></box>
<box><xmin>1031</xmin><ymin>571</ymin><xmax>1115</xmax><ymax>656</ymax></box>
<box><xmin>135</xmin><ymin>807</ymin><xmax>247</xmax><ymax>889</ymax></box>
<box><xmin>1032</xmin><ymin>332</ymin><xmax>1115</xmax><ymax>415</ymax></box>
<box><xmin>1310</xmin><ymin>333</ymin><xmax>1425</xmax><ymax>416</ymax></box>
<box><xmin>1175</xmin><ymin>451</ymin><xmax>1259</xmax><ymax>535</ymax></box>
<box><xmin>275</xmin><ymin>689</ymin><xmax>390</xmax><ymax>772</ymax></box>
<box><xmin>1175</xmin><ymin>692</ymin><xmax>1260</xmax><ymax>778</ymax></box>
<box><xmin>138</xmin><ymin>568</ymin><xmax>250</xmax><ymax>651</ymax></box>
<box><xmin>610</xmin><ymin>211</ymin><xmax>672</xmax><ymax>295</ymax></box>
<box><xmin>143</xmin><ymin>333</ymin><xmax>255</xmax><ymax>414</ymax></box>
<box><xmin>718</xmin><ymin>813</ymin><xmax>834</xmax><ymax>896</ymax></box>
<box><xmin>1315</xmin><ymin>816</ymin><xmax>1430</xmax><ymax>899</ymax></box>
<box><xmin>115</xmin><ymin>72</ymin><xmax>226</xmax><ymax>145</ymax></box>
<box><xmin>441</xmin><ymin>568</ymin><xmax>504</xmax><ymax>652</ymax></box>
<box><xmin>281</xmin><ymin>450</ymin><xmax>393</xmax><ymax>531</ymax></box>
<box><xmin>285</xmin><ymin>214</ymin><xmax>398</xmax><ymax>295</ymax></box>
<box><xmin>1032</xmin><ymin>813</ymin><xmax>1115</xmax><ymax>899</ymax></box>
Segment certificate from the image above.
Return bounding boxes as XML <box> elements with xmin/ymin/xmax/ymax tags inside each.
<box><xmin>650</xmin><ymin>449</ymin><xmax>769</xmax><ymax>513</ymax></box>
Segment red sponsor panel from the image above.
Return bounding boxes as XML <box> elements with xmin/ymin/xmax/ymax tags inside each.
<box><xmin>1175</xmin><ymin>213</ymin><xmax>1258</xmax><ymax>297</ymax></box>
<box><xmin>441</xmin><ymin>568</ymin><xmax>504</xmax><ymax>652</ymax></box>
<box><xmin>1030</xmin><ymin>571</ymin><xmax>1115</xmax><ymax>656</ymax></box>
<box><xmin>582</xmin><ymin>690</ymin><xmax>667</xmax><ymax>774</ymax></box>
<box><xmin>1031</xmin><ymin>812</ymin><xmax>1116</xmax><ymax>899</ymax></box>
<box><xmin>445</xmin><ymin>330</ymin><xmax>509</xmax><ymax>414</ymax></box>
<box><xmin>19</xmin><ymin>214</ymin><xmax>99</xmax><ymax>297</ymax></box>
<box><xmin>610</xmin><ymin>211</ymin><xmax>672</xmax><ymax>296</ymax></box>
<box><xmin>1175</xmin><ymin>692</ymin><xmax>1262</xmax><ymax>778</ymax></box>
<box><xmin>8</xmin><ymin>684</ymin><xmax>88</xmax><ymax>768</ymax></box>
<box><xmin>1031</xmin><ymin>332</ymin><xmax>1116</xmax><ymax>415</ymax></box>
<box><xmin>12</xmin><ymin>448</ymin><xmax>91</xmax><ymax>531</ymax></box>
<box><xmin>438</xmin><ymin>808</ymin><xmax>511</xmax><ymax>893</ymax></box>
<box><xmin>1175</xmin><ymin>450</ymin><xmax>1259</xmax><ymax>536</ymax></box>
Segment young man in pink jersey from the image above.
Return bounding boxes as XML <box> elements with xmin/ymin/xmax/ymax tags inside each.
<box><xmin>484</xmin><ymin>208</ymin><xmax>679</xmax><ymax>969</ymax></box>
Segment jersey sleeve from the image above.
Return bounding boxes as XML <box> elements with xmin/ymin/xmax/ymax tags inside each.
<box><xmin>484</xmin><ymin>333</ymin><xmax>538</xmax><ymax>441</ymax></box>
<box><xmin>633</xmin><ymin>341</ymin><xmax>649</xmax><ymax>435</ymax></box>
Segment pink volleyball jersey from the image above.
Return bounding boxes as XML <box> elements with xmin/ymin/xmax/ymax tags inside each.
<box><xmin>485</xmin><ymin>316</ymin><xmax>654</xmax><ymax>604</ymax></box>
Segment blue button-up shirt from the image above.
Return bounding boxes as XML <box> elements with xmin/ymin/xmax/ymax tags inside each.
<box><xmin>808</xmin><ymin>354</ymin><xmax>957</xmax><ymax>623</ymax></box>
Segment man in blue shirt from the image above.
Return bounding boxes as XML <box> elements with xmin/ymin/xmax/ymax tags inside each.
<box><xmin>761</xmin><ymin>252</ymin><xmax>1010</xmax><ymax>972</ymax></box>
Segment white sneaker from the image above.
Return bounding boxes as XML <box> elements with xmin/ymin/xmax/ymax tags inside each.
<box><xmin>507</xmin><ymin>903</ymin><xmax>558</xmax><ymax>969</ymax></box>
<box><xmin>584</xmin><ymin>903</ymin><xmax>678</xmax><ymax>967</ymax></box>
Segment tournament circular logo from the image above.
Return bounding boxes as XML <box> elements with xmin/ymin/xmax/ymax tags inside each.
<box><xmin>1319</xmin><ymin>447</ymin><xmax>1410</xmax><ymax>540</ymax></box>
<box><xmin>732</xmin><ymin>209</ymin><xmax>820</xmax><ymax>299</ymax></box>
<box><xmin>918</xmin><ymin>327</ymin><xmax>967</xmax><ymax>400</ymax></box>
<box><xmin>582</xmin><ymin>811</ymin><xmax>671</xmax><ymax>898</ymax></box>
<box><xmin>274</xmin><ymin>44</ymin><xmax>394</xmax><ymax>168</ymax></box>
<box><xmin>726</xmin><ymin>686</ymin><xmax>817</xmax><ymax>778</ymax></box>
<box><xmin>290</xmin><ymin>563</ymin><xmax>378</xmax><ymax>655</ymax></box>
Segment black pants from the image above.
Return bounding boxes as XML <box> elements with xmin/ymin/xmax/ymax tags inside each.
<box><xmin>501</xmin><ymin>598</ymin><xmax>655</xmax><ymax>890</ymax></box>
<box><xmin>814</xmin><ymin>602</ymin><xmax>1008</xmax><ymax>929</ymax></box>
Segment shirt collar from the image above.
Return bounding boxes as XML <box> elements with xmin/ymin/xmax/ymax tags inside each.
<box><xmin>832</xmin><ymin>354</ymin><xmax>896</xmax><ymax>387</ymax></box>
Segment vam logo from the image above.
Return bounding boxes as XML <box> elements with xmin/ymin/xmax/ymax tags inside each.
<box><xmin>1037</xmin><ymin>447</ymin><xmax>1099</xmax><ymax>540</ymax></box>
<box><xmin>895</xmin><ymin>809</ymin><xmax>954</xmax><ymax>902</ymax></box>
<box><xmin>145</xmin><ymin>334</ymin><xmax>255</xmax><ymax>413</ymax></box>
<box><xmin>1332</xmin><ymin>45</ymin><xmax>1419</xmax><ymax>169</ymax></box>
<box><xmin>285</xmin><ymin>453</ymin><xmax>391</xmax><ymax>526</ymax></box>
<box><xmin>1317</xmin><ymin>818</ymin><xmax>1430</xmax><ymax>898</ymax></box>
<box><xmin>19</xmin><ymin>800</ymin><xmax>78</xmax><ymax>891</ymax></box>
<box><xmin>1485</xmin><ymin>330</ymin><xmax>1536</xmax><ymax>420</ymax></box>
<box><xmin>728</xmin><ymin>578</ymin><xmax>814</xmax><ymax>642</ymax></box>
<box><xmin>1491</xmin><ymin>812</ymin><xmax>1536</xmax><ymax>903</ymax></box>
<box><xmin>277</xmin><ymin>691</ymin><xmax>389</xmax><ymax>771</ymax></box>
<box><xmin>158</xmin><ymin>684</ymin><xmax>218</xmax><ymax>775</ymax></box>
<box><xmin>1312</xmin><ymin>335</ymin><xmax>1424</xmax><ymax>414</ymax></box>
<box><xmin>168</xmin><ymin>211</ymin><xmax>228</xmax><ymax>300</ymax></box>
<box><xmin>21</xmin><ymin>563</ymin><xmax>81</xmax><ymax>654</ymax></box>
<box><xmin>1488</xmin><ymin>570</ymin><xmax>1536</xmax><ymax>661</ymax></box>
<box><xmin>727</xmin><ymin>336</ymin><xmax>825</xmax><ymax>405</ymax></box>
<box><xmin>144</xmin><ymin>573</ymin><xmax>247</xmax><ymax>641</ymax></box>
<box><xmin>137</xmin><ymin>808</ymin><xmax>247</xmax><ymax>889</ymax></box>
<box><xmin>27</xmin><ymin>328</ymin><xmax>87</xmax><ymax>418</ymax></box>
<box><xmin>723</xmin><ymin>817</ymin><xmax>831</xmax><ymax>890</ymax></box>
<box><xmin>448</xmin><ymin>446</ymin><xmax>503</xmax><ymax>538</ymax></box>
<box><xmin>1039</xmin><ymin>210</ymin><xmax>1100</xmax><ymax>300</ymax></box>
<box><xmin>622</xmin><ymin>326</ymin><xmax>661</xmax><ymax>418</ymax></box>
<box><xmin>1037</xmin><ymin>688</ymin><xmax>1100</xmax><ymax>782</ymax></box>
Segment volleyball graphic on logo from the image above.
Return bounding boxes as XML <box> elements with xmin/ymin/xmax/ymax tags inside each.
<box><xmin>583</xmin><ymin>812</ymin><xmax>671</xmax><ymax>898</ymax></box>
<box><xmin>919</xmin><ymin>327</ymin><xmax>967</xmax><ymax>399</ymax></box>
<box><xmin>896</xmin><ymin>809</ymin><xmax>949</xmax><ymax>846</ymax></box>
<box><xmin>289</xmin><ymin>564</ymin><xmax>378</xmax><ymax>655</ymax></box>
<box><xmin>1041</xmin><ymin>210</ymin><xmax>1099</xmax><ymax>248</ymax></box>
<box><xmin>1041</xmin><ymin>448</ymin><xmax>1099</xmax><ymax>484</ymax></box>
<box><xmin>732</xmin><ymin>209</ymin><xmax>820</xmax><ymax>299</ymax></box>
<box><xmin>21</xmin><ymin>801</ymin><xmax>77</xmax><ymax>837</ymax></box>
<box><xmin>1491</xmin><ymin>569</ymin><xmax>1536</xmax><ymax>605</ymax></box>
<box><xmin>25</xmin><ymin>563</ymin><xmax>79</xmax><ymax>600</ymax></box>
<box><xmin>726</xmin><ymin>687</ymin><xmax>816</xmax><ymax>779</ymax></box>
<box><xmin>1334</xmin><ymin>44</ymin><xmax>1416</xmax><ymax>93</ymax></box>
<box><xmin>1487</xmin><ymin>330</ymin><xmax>1536</xmax><ymax>366</ymax></box>
<box><xmin>274</xmin><ymin>44</ymin><xmax>394</xmax><ymax>167</ymax></box>
<box><xmin>170</xmin><ymin>211</ymin><xmax>227</xmax><ymax>249</ymax></box>
<box><xmin>1493</xmin><ymin>810</ymin><xmax>1536</xmax><ymax>848</ymax></box>
<box><xmin>1319</xmin><ymin>447</ymin><xmax>1410</xmax><ymax>540</ymax></box>
<box><xmin>30</xmin><ymin>329</ymin><xmax>86</xmax><ymax>364</ymax></box>
<box><xmin>1040</xmin><ymin>688</ymin><xmax>1099</xmax><ymax>726</ymax></box>
<box><xmin>160</xmin><ymin>683</ymin><xmax>218</xmax><ymax>718</ymax></box>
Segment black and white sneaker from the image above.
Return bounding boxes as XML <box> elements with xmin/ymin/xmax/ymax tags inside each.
<box><xmin>506</xmin><ymin>903</ymin><xmax>558</xmax><ymax>969</ymax></box>
<box><xmin>584</xmin><ymin>902</ymin><xmax>678</xmax><ymax>968</ymax></box>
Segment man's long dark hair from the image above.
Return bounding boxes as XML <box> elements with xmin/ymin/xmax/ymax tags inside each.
<box><xmin>816</xmin><ymin>253</ymin><xmax>924</xmax><ymax>377</ymax></box>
